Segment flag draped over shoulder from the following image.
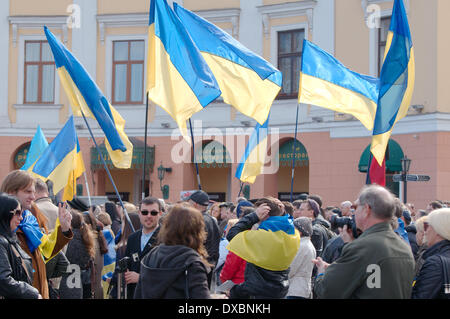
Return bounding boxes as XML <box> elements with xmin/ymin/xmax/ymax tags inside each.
<box><xmin>31</xmin><ymin>116</ymin><xmax>78</xmax><ymax>195</ymax></box>
<box><xmin>370</xmin><ymin>0</ymin><xmax>415</xmax><ymax>166</ymax></box>
<box><xmin>62</xmin><ymin>138</ymin><xmax>85</xmax><ymax>201</ymax></box>
<box><xmin>21</xmin><ymin>125</ymin><xmax>48</xmax><ymax>171</ymax></box>
<box><xmin>235</xmin><ymin>115</ymin><xmax>270</xmax><ymax>184</ymax></box>
<box><xmin>299</xmin><ymin>39</ymin><xmax>379</xmax><ymax>131</ymax></box>
<box><xmin>147</xmin><ymin>0</ymin><xmax>221</xmax><ymax>140</ymax></box>
<box><xmin>173</xmin><ymin>3</ymin><xmax>282</xmax><ymax>126</ymax></box>
<box><xmin>227</xmin><ymin>214</ymin><xmax>300</xmax><ymax>271</ymax></box>
<box><xmin>44</xmin><ymin>26</ymin><xmax>133</xmax><ymax>169</ymax></box>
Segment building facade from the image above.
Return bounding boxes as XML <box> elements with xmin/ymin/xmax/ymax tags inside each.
<box><xmin>1</xmin><ymin>0</ymin><xmax>449</xmax><ymax>209</ymax></box>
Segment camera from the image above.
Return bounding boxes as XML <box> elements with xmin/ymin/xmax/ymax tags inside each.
<box><xmin>330</xmin><ymin>214</ymin><xmax>360</xmax><ymax>238</ymax></box>
<box><xmin>116</xmin><ymin>256</ymin><xmax>131</xmax><ymax>273</ymax></box>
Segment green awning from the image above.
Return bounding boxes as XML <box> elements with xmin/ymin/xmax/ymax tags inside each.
<box><xmin>91</xmin><ymin>137</ymin><xmax>155</xmax><ymax>170</ymax></box>
<box><xmin>279</xmin><ymin>139</ymin><xmax>309</xmax><ymax>167</ymax></box>
<box><xmin>358</xmin><ymin>139</ymin><xmax>404</xmax><ymax>173</ymax></box>
<box><xmin>194</xmin><ymin>140</ymin><xmax>232</xmax><ymax>168</ymax></box>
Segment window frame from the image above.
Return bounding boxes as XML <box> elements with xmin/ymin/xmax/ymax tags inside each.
<box><xmin>377</xmin><ymin>16</ymin><xmax>391</xmax><ymax>77</ymax></box>
<box><xmin>111</xmin><ymin>39</ymin><xmax>145</xmax><ymax>105</ymax></box>
<box><xmin>23</xmin><ymin>40</ymin><xmax>55</xmax><ymax>104</ymax></box>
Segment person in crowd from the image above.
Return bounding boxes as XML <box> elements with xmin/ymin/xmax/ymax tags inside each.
<box><xmin>393</xmin><ymin>198</ymin><xmax>410</xmax><ymax>244</ymax></box>
<box><xmin>97</xmin><ymin>212</ymin><xmax>116</xmax><ymax>298</ymax></box>
<box><xmin>282</xmin><ymin>201</ymin><xmax>294</xmax><ymax>217</ymax></box>
<box><xmin>188</xmin><ymin>190</ymin><xmax>221</xmax><ymax>288</ymax></box>
<box><xmin>0</xmin><ymin>170</ymin><xmax>73</xmax><ymax>299</ymax></box>
<box><xmin>59</xmin><ymin>210</ymin><xmax>95</xmax><ymax>299</ymax></box>
<box><xmin>134</xmin><ymin>204</ymin><xmax>212</xmax><ymax>299</ymax></box>
<box><xmin>406</xmin><ymin>202</ymin><xmax>417</xmax><ymax>221</ymax></box>
<box><xmin>412</xmin><ymin>208</ymin><xmax>450</xmax><ymax>299</ymax></box>
<box><xmin>0</xmin><ymin>193</ymin><xmax>41</xmax><ymax>299</ymax></box>
<box><xmin>118</xmin><ymin>196</ymin><xmax>163</xmax><ymax>299</ymax></box>
<box><xmin>402</xmin><ymin>210</ymin><xmax>419</xmax><ymax>256</ymax></box>
<box><xmin>226</xmin><ymin>197</ymin><xmax>300</xmax><ymax>299</ymax></box>
<box><xmin>340</xmin><ymin>201</ymin><xmax>353</xmax><ymax>217</ymax></box>
<box><xmin>105</xmin><ymin>201</ymin><xmax>122</xmax><ymax>238</ymax></box>
<box><xmin>218</xmin><ymin>202</ymin><xmax>232</xmax><ymax>236</ymax></box>
<box><xmin>286</xmin><ymin>217</ymin><xmax>316</xmax><ymax>299</ymax></box>
<box><xmin>218</xmin><ymin>219</ymin><xmax>245</xmax><ymax>286</ymax></box>
<box><xmin>313</xmin><ymin>185</ymin><xmax>415</xmax><ymax>299</ymax></box>
<box><xmin>34</xmin><ymin>179</ymin><xmax>58</xmax><ymax>231</ymax></box>
<box><xmin>235</xmin><ymin>200</ymin><xmax>254</xmax><ymax>220</ymax></box>
<box><xmin>208</xmin><ymin>202</ymin><xmax>221</xmax><ymax>223</ymax></box>
<box><xmin>426</xmin><ymin>201</ymin><xmax>443</xmax><ymax>214</ymax></box>
<box><xmin>414</xmin><ymin>216</ymin><xmax>428</xmax><ymax>279</ymax></box>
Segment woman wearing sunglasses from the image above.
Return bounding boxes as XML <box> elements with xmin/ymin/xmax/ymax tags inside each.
<box><xmin>0</xmin><ymin>193</ymin><xmax>41</xmax><ymax>299</ymax></box>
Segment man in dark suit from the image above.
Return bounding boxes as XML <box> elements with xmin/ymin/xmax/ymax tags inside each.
<box><xmin>122</xmin><ymin>196</ymin><xmax>163</xmax><ymax>299</ymax></box>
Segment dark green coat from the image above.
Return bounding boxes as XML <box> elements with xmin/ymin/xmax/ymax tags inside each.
<box><xmin>314</xmin><ymin>222</ymin><xmax>415</xmax><ymax>299</ymax></box>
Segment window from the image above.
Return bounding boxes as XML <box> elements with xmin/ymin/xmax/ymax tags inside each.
<box><xmin>277</xmin><ymin>29</ymin><xmax>304</xmax><ymax>99</ymax></box>
<box><xmin>112</xmin><ymin>40</ymin><xmax>145</xmax><ymax>104</ymax></box>
<box><xmin>24</xmin><ymin>41</ymin><xmax>55</xmax><ymax>104</ymax></box>
<box><xmin>378</xmin><ymin>17</ymin><xmax>391</xmax><ymax>76</ymax></box>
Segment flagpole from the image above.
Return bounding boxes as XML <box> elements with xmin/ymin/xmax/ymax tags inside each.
<box><xmin>142</xmin><ymin>94</ymin><xmax>149</xmax><ymax>201</ymax></box>
<box><xmin>237</xmin><ymin>181</ymin><xmax>244</xmax><ymax>198</ymax></box>
<box><xmin>83</xmin><ymin>171</ymin><xmax>92</xmax><ymax>207</ymax></box>
<box><xmin>290</xmin><ymin>104</ymin><xmax>300</xmax><ymax>203</ymax></box>
<box><xmin>79</xmin><ymin>110</ymin><xmax>135</xmax><ymax>233</ymax></box>
<box><xmin>189</xmin><ymin>118</ymin><xmax>202</xmax><ymax>190</ymax></box>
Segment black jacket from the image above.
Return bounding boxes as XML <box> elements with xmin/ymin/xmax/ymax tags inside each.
<box><xmin>412</xmin><ymin>240</ymin><xmax>450</xmax><ymax>299</ymax></box>
<box><xmin>226</xmin><ymin>212</ymin><xmax>290</xmax><ymax>299</ymax></box>
<box><xmin>405</xmin><ymin>224</ymin><xmax>419</xmax><ymax>258</ymax></box>
<box><xmin>134</xmin><ymin>244</ymin><xmax>210</xmax><ymax>299</ymax></box>
<box><xmin>202</xmin><ymin>212</ymin><xmax>221</xmax><ymax>268</ymax></box>
<box><xmin>0</xmin><ymin>235</ymin><xmax>39</xmax><ymax>299</ymax></box>
<box><xmin>311</xmin><ymin>218</ymin><xmax>332</xmax><ymax>257</ymax></box>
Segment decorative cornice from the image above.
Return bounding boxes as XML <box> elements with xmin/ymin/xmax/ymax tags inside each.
<box><xmin>96</xmin><ymin>13</ymin><xmax>149</xmax><ymax>44</ymax></box>
<box><xmin>257</xmin><ymin>0</ymin><xmax>317</xmax><ymax>37</ymax></box>
<box><xmin>194</xmin><ymin>8</ymin><xmax>241</xmax><ymax>38</ymax></box>
<box><xmin>8</xmin><ymin>15</ymin><xmax>69</xmax><ymax>47</ymax></box>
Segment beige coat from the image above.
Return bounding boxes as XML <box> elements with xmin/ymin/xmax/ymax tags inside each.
<box><xmin>287</xmin><ymin>236</ymin><xmax>316</xmax><ymax>298</ymax></box>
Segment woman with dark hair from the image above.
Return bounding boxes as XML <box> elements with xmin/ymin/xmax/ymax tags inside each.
<box><xmin>59</xmin><ymin>211</ymin><xmax>95</xmax><ymax>299</ymax></box>
<box><xmin>0</xmin><ymin>193</ymin><xmax>41</xmax><ymax>299</ymax></box>
<box><xmin>134</xmin><ymin>205</ymin><xmax>212</xmax><ymax>299</ymax></box>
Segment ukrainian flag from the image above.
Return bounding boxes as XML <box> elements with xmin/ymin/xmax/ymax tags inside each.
<box><xmin>44</xmin><ymin>26</ymin><xmax>133</xmax><ymax>169</ymax></box>
<box><xmin>227</xmin><ymin>214</ymin><xmax>300</xmax><ymax>271</ymax></box>
<box><xmin>101</xmin><ymin>228</ymin><xmax>116</xmax><ymax>298</ymax></box>
<box><xmin>31</xmin><ymin>116</ymin><xmax>78</xmax><ymax>195</ymax></box>
<box><xmin>147</xmin><ymin>0</ymin><xmax>221</xmax><ymax>140</ymax></box>
<box><xmin>299</xmin><ymin>40</ymin><xmax>379</xmax><ymax>131</ymax></box>
<box><xmin>174</xmin><ymin>3</ymin><xmax>282</xmax><ymax>125</ymax></box>
<box><xmin>21</xmin><ymin>125</ymin><xmax>48</xmax><ymax>171</ymax></box>
<box><xmin>62</xmin><ymin>138</ymin><xmax>85</xmax><ymax>201</ymax></box>
<box><xmin>370</xmin><ymin>0</ymin><xmax>415</xmax><ymax>165</ymax></box>
<box><xmin>235</xmin><ymin>115</ymin><xmax>270</xmax><ymax>184</ymax></box>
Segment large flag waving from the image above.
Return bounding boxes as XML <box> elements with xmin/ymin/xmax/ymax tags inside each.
<box><xmin>44</xmin><ymin>26</ymin><xmax>133</xmax><ymax>169</ymax></box>
<box><xmin>299</xmin><ymin>39</ymin><xmax>379</xmax><ymax>131</ymax></box>
<box><xmin>174</xmin><ymin>3</ymin><xmax>282</xmax><ymax>126</ymax></box>
<box><xmin>235</xmin><ymin>115</ymin><xmax>270</xmax><ymax>184</ymax></box>
<box><xmin>31</xmin><ymin>115</ymin><xmax>78</xmax><ymax>195</ymax></box>
<box><xmin>147</xmin><ymin>0</ymin><xmax>221</xmax><ymax>140</ymax></box>
<box><xmin>21</xmin><ymin>125</ymin><xmax>48</xmax><ymax>171</ymax></box>
<box><xmin>370</xmin><ymin>0</ymin><xmax>415</xmax><ymax>166</ymax></box>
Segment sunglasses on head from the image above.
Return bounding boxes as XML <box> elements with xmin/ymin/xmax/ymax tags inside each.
<box><xmin>10</xmin><ymin>209</ymin><xmax>22</xmax><ymax>216</ymax></box>
<box><xmin>141</xmin><ymin>210</ymin><xmax>159</xmax><ymax>216</ymax></box>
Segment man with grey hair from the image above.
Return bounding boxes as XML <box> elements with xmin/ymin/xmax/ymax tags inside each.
<box><xmin>312</xmin><ymin>184</ymin><xmax>415</xmax><ymax>299</ymax></box>
<box><xmin>340</xmin><ymin>201</ymin><xmax>353</xmax><ymax>217</ymax></box>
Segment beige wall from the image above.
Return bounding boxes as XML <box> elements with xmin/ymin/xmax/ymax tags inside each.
<box><xmin>183</xmin><ymin>0</ymin><xmax>240</xmax><ymax>11</ymax></box>
<box><xmin>98</xmin><ymin>0</ymin><xmax>149</xmax><ymax>14</ymax></box>
<box><xmin>10</xmin><ymin>0</ymin><xmax>72</xmax><ymax>15</ymax></box>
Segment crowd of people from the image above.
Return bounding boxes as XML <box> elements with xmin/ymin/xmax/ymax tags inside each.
<box><xmin>0</xmin><ymin>169</ymin><xmax>449</xmax><ymax>299</ymax></box>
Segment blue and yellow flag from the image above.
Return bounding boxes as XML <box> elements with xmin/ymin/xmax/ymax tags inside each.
<box><xmin>227</xmin><ymin>214</ymin><xmax>300</xmax><ymax>271</ymax></box>
<box><xmin>44</xmin><ymin>26</ymin><xmax>133</xmax><ymax>169</ymax></box>
<box><xmin>31</xmin><ymin>116</ymin><xmax>78</xmax><ymax>195</ymax></box>
<box><xmin>235</xmin><ymin>115</ymin><xmax>270</xmax><ymax>184</ymax></box>
<box><xmin>371</xmin><ymin>0</ymin><xmax>415</xmax><ymax>165</ymax></box>
<box><xmin>299</xmin><ymin>39</ymin><xmax>379</xmax><ymax>131</ymax></box>
<box><xmin>174</xmin><ymin>3</ymin><xmax>282</xmax><ymax>125</ymax></box>
<box><xmin>147</xmin><ymin>0</ymin><xmax>221</xmax><ymax>140</ymax></box>
<box><xmin>62</xmin><ymin>138</ymin><xmax>85</xmax><ymax>201</ymax></box>
<box><xmin>21</xmin><ymin>125</ymin><xmax>48</xmax><ymax>171</ymax></box>
<box><xmin>101</xmin><ymin>228</ymin><xmax>116</xmax><ymax>298</ymax></box>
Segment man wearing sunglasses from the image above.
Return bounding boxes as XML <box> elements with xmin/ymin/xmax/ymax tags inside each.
<box><xmin>121</xmin><ymin>196</ymin><xmax>163</xmax><ymax>299</ymax></box>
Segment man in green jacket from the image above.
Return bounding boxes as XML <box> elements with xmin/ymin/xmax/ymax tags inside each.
<box><xmin>313</xmin><ymin>184</ymin><xmax>415</xmax><ymax>299</ymax></box>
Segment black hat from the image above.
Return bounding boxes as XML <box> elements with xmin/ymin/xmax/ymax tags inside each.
<box><xmin>67</xmin><ymin>197</ymin><xmax>89</xmax><ymax>212</ymax></box>
<box><xmin>189</xmin><ymin>190</ymin><xmax>209</xmax><ymax>206</ymax></box>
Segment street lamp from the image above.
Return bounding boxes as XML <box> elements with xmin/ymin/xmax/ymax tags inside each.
<box><xmin>157</xmin><ymin>162</ymin><xmax>172</xmax><ymax>200</ymax></box>
<box><xmin>401</xmin><ymin>156</ymin><xmax>411</xmax><ymax>203</ymax></box>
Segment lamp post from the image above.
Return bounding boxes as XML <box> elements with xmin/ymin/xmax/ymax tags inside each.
<box><xmin>401</xmin><ymin>156</ymin><xmax>411</xmax><ymax>204</ymax></box>
<box><xmin>157</xmin><ymin>162</ymin><xmax>172</xmax><ymax>200</ymax></box>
